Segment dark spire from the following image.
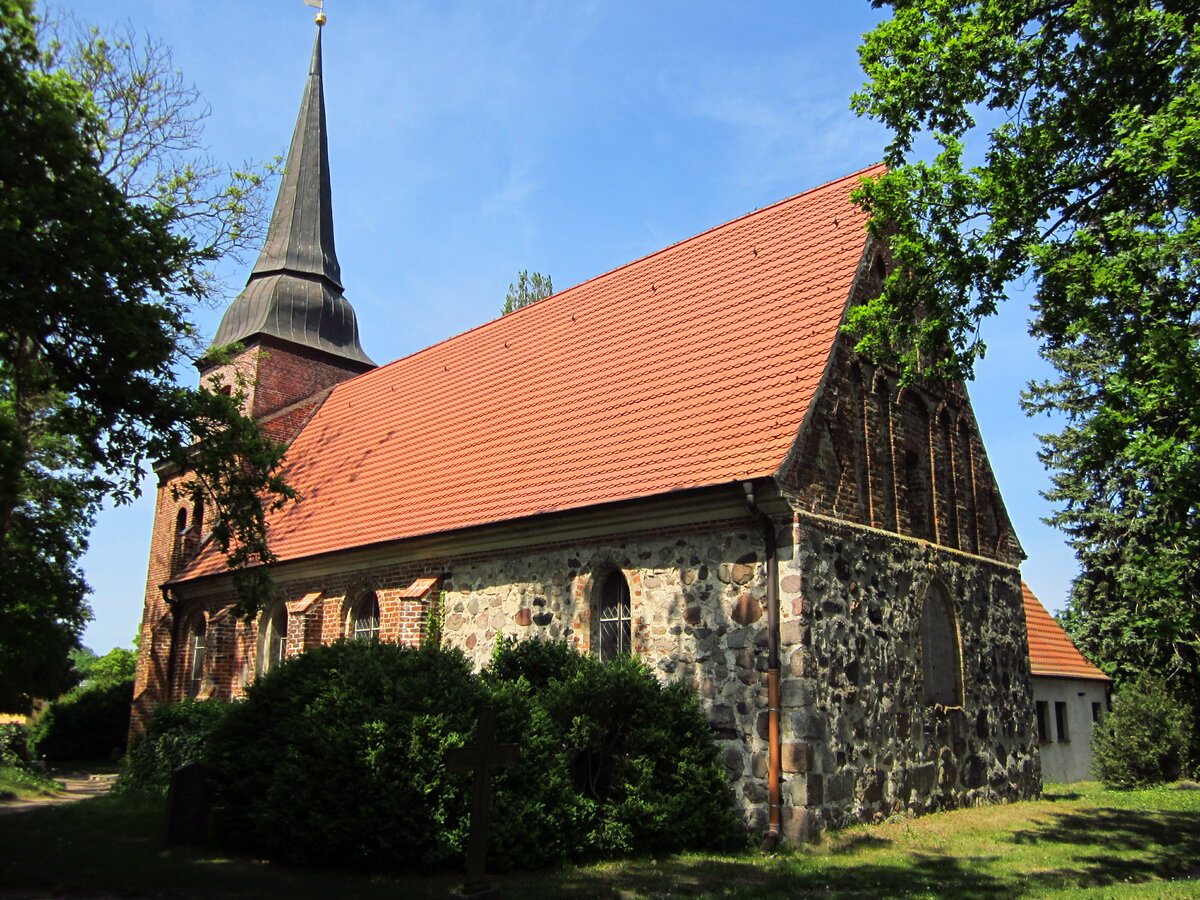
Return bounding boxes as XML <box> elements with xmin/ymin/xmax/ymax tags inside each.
<box><xmin>212</xmin><ymin>26</ymin><xmax>374</xmax><ymax>367</ymax></box>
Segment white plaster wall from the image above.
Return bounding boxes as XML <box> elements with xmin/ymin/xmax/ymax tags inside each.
<box><xmin>1032</xmin><ymin>675</ymin><xmax>1109</xmax><ymax>783</ymax></box>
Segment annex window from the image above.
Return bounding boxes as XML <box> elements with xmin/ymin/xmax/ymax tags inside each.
<box><xmin>919</xmin><ymin>583</ymin><xmax>963</xmax><ymax>707</ymax></box>
<box><xmin>1055</xmin><ymin>701</ymin><xmax>1070</xmax><ymax>742</ymax></box>
<box><xmin>259</xmin><ymin>603</ymin><xmax>288</xmax><ymax>675</ymax></box>
<box><xmin>187</xmin><ymin>618</ymin><xmax>207</xmax><ymax>698</ymax></box>
<box><xmin>1091</xmin><ymin>701</ymin><xmax>1102</xmax><ymax>723</ymax></box>
<box><xmin>352</xmin><ymin>593</ymin><xmax>380</xmax><ymax>641</ymax></box>
<box><xmin>597</xmin><ymin>570</ymin><xmax>631</xmax><ymax>662</ymax></box>
<box><xmin>1035</xmin><ymin>701</ymin><xmax>1050</xmax><ymax>742</ymax></box>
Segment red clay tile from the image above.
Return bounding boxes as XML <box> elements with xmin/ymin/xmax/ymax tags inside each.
<box><xmin>1023</xmin><ymin>583</ymin><xmax>1109</xmax><ymax>681</ymax></box>
<box><xmin>182</xmin><ymin>166</ymin><xmax>884</xmax><ymax>578</ymax></box>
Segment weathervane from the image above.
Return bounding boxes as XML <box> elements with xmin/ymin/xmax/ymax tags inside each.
<box><xmin>304</xmin><ymin>0</ymin><xmax>326</xmax><ymax>26</ymax></box>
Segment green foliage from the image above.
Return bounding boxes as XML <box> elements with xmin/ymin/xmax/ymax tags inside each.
<box><xmin>501</xmin><ymin>270</ymin><xmax>553</xmax><ymax>315</ymax></box>
<box><xmin>0</xmin><ymin>0</ymin><xmax>291</xmax><ymax>709</ymax></box>
<box><xmin>207</xmin><ymin>641</ymin><xmax>483</xmax><ymax>871</ymax></box>
<box><xmin>34</xmin><ymin>10</ymin><xmax>276</xmax><ymax>297</ymax></box>
<box><xmin>28</xmin><ymin>676</ymin><xmax>133</xmax><ymax>761</ymax></box>
<box><xmin>852</xmin><ymin>1</ymin><xmax>1200</xmax><ymax>765</ymax></box>
<box><xmin>204</xmin><ymin>639</ymin><xmax>737</xmax><ymax>873</ymax></box>
<box><xmin>0</xmin><ymin>722</ymin><xmax>31</xmax><ymax>768</ymax></box>
<box><xmin>483</xmin><ymin>634</ymin><xmax>588</xmax><ymax>690</ymax></box>
<box><xmin>485</xmin><ymin>639</ymin><xmax>740</xmax><ymax>863</ymax></box>
<box><xmin>117</xmin><ymin>699</ymin><xmax>230</xmax><ymax>796</ymax></box>
<box><xmin>86</xmin><ymin>647</ymin><xmax>136</xmax><ymax>686</ymax></box>
<box><xmin>1092</xmin><ymin>673</ymin><xmax>1192</xmax><ymax>789</ymax></box>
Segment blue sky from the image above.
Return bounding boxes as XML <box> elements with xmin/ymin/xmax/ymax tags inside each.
<box><xmin>58</xmin><ymin>1</ymin><xmax>1076</xmax><ymax>652</ymax></box>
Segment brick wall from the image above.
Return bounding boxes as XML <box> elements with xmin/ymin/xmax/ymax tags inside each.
<box><xmin>201</xmin><ymin>335</ymin><xmax>372</xmax><ymax>421</ymax></box>
<box><xmin>782</xmin><ymin>336</ymin><xmax>1023</xmax><ymax>566</ymax></box>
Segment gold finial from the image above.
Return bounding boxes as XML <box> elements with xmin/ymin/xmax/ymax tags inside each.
<box><xmin>315</xmin><ymin>13</ymin><xmax>326</xmax><ymax>26</ymax></box>
<box><xmin>304</xmin><ymin>0</ymin><xmax>325</xmax><ymax>26</ymax></box>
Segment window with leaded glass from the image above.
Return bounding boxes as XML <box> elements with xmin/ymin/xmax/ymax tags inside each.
<box><xmin>352</xmin><ymin>594</ymin><xmax>380</xmax><ymax>641</ymax></box>
<box><xmin>260</xmin><ymin>604</ymin><xmax>288</xmax><ymax>674</ymax></box>
<box><xmin>597</xmin><ymin>570</ymin><xmax>631</xmax><ymax>662</ymax></box>
<box><xmin>187</xmin><ymin>619</ymin><xmax>206</xmax><ymax>697</ymax></box>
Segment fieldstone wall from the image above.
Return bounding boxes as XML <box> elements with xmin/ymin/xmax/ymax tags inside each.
<box><xmin>146</xmin><ymin>501</ymin><xmax>1038</xmax><ymax>837</ymax></box>
<box><xmin>439</xmin><ymin>524</ymin><xmax>776</xmax><ymax>827</ymax></box>
<box><xmin>775</xmin><ymin>514</ymin><xmax>1040</xmax><ymax>833</ymax></box>
<box><xmin>438</xmin><ymin>511</ymin><xmax>1040</xmax><ymax>834</ymax></box>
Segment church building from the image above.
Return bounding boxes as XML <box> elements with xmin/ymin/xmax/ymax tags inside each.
<box><xmin>133</xmin><ymin>21</ymin><xmax>1041</xmax><ymax>839</ymax></box>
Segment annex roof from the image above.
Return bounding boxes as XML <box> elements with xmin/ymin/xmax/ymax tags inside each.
<box><xmin>183</xmin><ymin>165</ymin><xmax>882</xmax><ymax>578</ymax></box>
<box><xmin>1023</xmin><ymin>583</ymin><xmax>1110</xmax><ymax>682</ymax></box>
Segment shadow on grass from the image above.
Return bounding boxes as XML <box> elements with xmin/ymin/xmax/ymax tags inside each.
<box><xmin>0</xmin><ymin>793</ymin><xmax>1011</xmax><ymax>900</ymax></box>
<box><xmin>1010</xmin><ymin>806</ymin><xmax>1200</xmax><ymax>889</ymax></box>
<box><xmin>5</xmin><ymin>791</ymin><xmax>1199</xmax><ymax>900</ymax></box>
<box><xmin>508</xmin><ymin>851</ymin><xmax>1011</xmax><ymax>899</ymax></box>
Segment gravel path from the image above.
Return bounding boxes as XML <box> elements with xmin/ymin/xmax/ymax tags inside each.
<box><xmin>0</xmin><ymin>772</ymin><xmax>116</xmax><ymax>814</ymax></box>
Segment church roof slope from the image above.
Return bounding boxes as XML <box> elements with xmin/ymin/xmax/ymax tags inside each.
<box><xmin>1023</xmin><ymin>583</ymin><xmax>1110</xmax><ymax>681</ymax></box>
<box><xmin>185</xmin><ymin>165</ymin><xmax>883</xmax><ymax>576</ymax></box>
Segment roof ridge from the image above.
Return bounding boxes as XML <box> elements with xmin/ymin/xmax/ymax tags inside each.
<box><xmin>352</xmin><ymin>163</ymin><xmax>885</xmax><ymax>383</ymax></box>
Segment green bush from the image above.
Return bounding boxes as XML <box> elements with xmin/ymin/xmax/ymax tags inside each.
<box><xmin>484</xmin><ymin>639</ymin><xmax>740</xmax><ymax>863</ymax></box>
<box><xmin>483</xmin><ymin>635</ymin><xmax>588</xmax><ymax>690</ymax></box>
<box><xmin>28</xmin><ymin>677</ymin><xmax>133</xmax><ymax>761</ymax></box>
<box><xmin>207</xmin><ymin>640</ymin><xmax>484</xmax><ymax>871</ymax></box>
<box><xmin>204</xmin><ymin>638</ymin><xmax>739</xmax><ymax>873</ymax></box>
<box><xmin>116</xmin><ymin>699</ymin><xmax>230</xmax><ymax>795</ymax></box>
<box><xmin>1092</xmin><ymin>673</ymin><xmax>1191</xmax><ymax>789</ymax></box>
<box><xmin>0</xmin><ymin>723</ymin><xmax>31</xmax><ymax>768</ymax></box>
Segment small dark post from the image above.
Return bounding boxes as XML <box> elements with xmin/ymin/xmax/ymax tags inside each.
<box><xmin>165</xmin><ymin>762</ymin><xmax>212</xmax><ymax>847</ymax></box>
<box><xmin>445</xmin><ymin>705</ymin><xmax>520</xmax><ymax>899</ymax></box>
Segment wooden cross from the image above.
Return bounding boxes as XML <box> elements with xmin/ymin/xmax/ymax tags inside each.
<box><xmin>445</xmin><ymin>705</ymin><xmax>521</xmax><ymax>898</ymax></box>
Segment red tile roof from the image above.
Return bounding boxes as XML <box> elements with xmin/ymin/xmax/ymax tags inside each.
<box><xmin>1023</xmin><ymin>583</ymin><xmax>1110</xmax><ymax>681</ymax></box>
<box><xmin>183</xmin><ymin>165</ymin><xmax>883</xmax><ymax>578</ymax></box>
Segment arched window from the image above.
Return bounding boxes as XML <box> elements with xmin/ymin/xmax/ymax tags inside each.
<box><xmin>597</xmin><ymin>570</ymin><xmax>631</xmax><ymax>662</ymax></box>
<box><xmin>187</xmin><ymin>618</ymin><xmax>206</xmax><ymax>698</ymax></box>
<box><xmin>351</xmin><ymin>593</ymin><xmax>380</xmax><ymax>641</ymax></box>
<box><xmin>259</xmin><ymin>603</ymin><xmax>288</xmax><ymax>675</ymax></box>
<box><xmin>956</xmin><ymin>420</ymin><xmax>979</xmax><ymax>554</ymax></box>
<box><xmin>934</xmin><ymin>408</ymin><xmax>960</xmax><ymax>549</ymax></box>
<box><xmin>172</xmin><ymin>507</ymin><xmax>188</xmax><ymax>569</ymax></box>
<box><xmin>192</xmin><ymin>496</ymin><xmax>205</xmax><ymax>539</ymax></box>
<box><xmin>920</xmin><ymin>584</ymin><xmax>963</xmax><ymax>706</ymax></box>
<box><xmin>898</xmin><ymin>390</ymin><xmax>934</xmax><ymax>541</ymax></box>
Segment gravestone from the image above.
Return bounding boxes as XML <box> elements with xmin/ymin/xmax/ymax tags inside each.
<box><xmin>445</xmin><ymin>705</ymin><xmax>520</xmax><ymax>899</ymax></box>
<box><xmin>165</xmin><ymin>762</ymin><xmax>212</xmax><ymax>846</ymax></box>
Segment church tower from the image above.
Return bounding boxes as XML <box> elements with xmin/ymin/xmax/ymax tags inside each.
<box><xmin>204</xmin><ymin>19</ymin><xmax>374</xmax><ymax>429</ymax></box>
<box><xmin>131</xmin><ymin>17</ymin><xmax>369</xmax><ymax>732</ymax></box>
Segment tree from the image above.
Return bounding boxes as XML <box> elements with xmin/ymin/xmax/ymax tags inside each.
<box><xmin>0</xmin><ymin>0</ymin><xmax>289</xmax><ymax>712</ymax></box>
<box><xmin>502</xmin><ymin>270</ymin><xmax>553</xmax><ymax>315</ymax></box>
<box><xmin>34</xmin><ymin>10</ymin><xmax>275</xmax><ymax>310</ymax></box>
<box><xmin>851</xmin><ymin>2</ymin><xmax>1199</xmax><ymax>765</ymax></box>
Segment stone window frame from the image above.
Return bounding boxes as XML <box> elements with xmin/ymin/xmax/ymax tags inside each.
<box><xmin>257</xmin><ymin>601</ymin><xmax>289</xmax><ymax>676</ymax></box>
<box><xmin>917</xmin><ymin>580</ymin><xmax>965</xmax><ymax>708</ymax></box>
<box><xmin>591</xmin><ymin>565</ymin><xmax>633</xmax><ymax>662</ymax></box>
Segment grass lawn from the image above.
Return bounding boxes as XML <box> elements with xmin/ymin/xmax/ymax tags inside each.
<box><xmin>0</xmin><ymin>765</ymin><xmax>61</xmax><ymax>801</ymax></box>
<box><xmin>0</xmin><ymin>782</ymin><xmax>1197</xmax><ymax>898</ymax></box>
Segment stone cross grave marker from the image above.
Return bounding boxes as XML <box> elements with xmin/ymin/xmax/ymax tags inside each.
<box><xmin>445</xmin><ymin>704</ymin><xmax>521</xmax><ymax>899</ymax></box>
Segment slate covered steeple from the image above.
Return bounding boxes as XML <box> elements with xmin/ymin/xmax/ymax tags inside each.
<box><xmin>212</xmin><ymin>25</ymin><xmax>373</xmax><ymax>367</ymax></box>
